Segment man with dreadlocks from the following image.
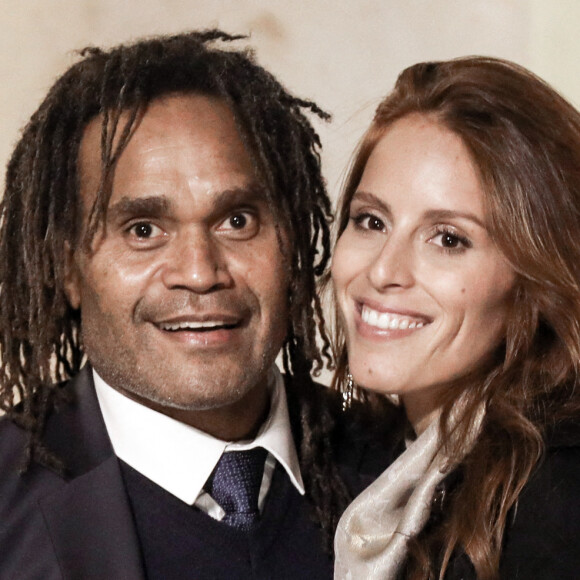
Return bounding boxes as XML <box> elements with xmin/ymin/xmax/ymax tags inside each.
<box><xmin>0</xmin><ymin>31</ymin><xmax>389</xmax><ymax>579</ymax></box>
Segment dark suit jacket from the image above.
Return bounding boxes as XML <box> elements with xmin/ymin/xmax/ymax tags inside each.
<box><xmin>0</xmin><ymin>367</ymin><xmax>390</xmax><ymax>579</ymax></box>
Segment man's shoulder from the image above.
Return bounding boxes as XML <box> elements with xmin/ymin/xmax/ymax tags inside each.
<box><xmin>0</xmin><ymin>370</ymin><xmax>129</xmax><ymax>578</ymax></box>
<box><xmin>0</xmin><ymin>403</ymin><xmax>70</xmax><ymax>513</ymax></box>
<box><xmin>0</xmin><ymin>367</ymin><xmax>105</xmax><ymax>505</ymax></box>
<box><xmin>0</xmin><ymin>413</ymin><xmax>30</xmax><ymax>477</ymax></box>
<box><xmin>0</xmin><ymin>412</ymin><xmax>67</xmax><ymax>575</ymax></box>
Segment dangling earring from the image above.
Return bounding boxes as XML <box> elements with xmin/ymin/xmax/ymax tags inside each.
<box><xmin>342</xmin><ymin>371</ymin><xmax>354</xmax><ymax>412</ymax></box>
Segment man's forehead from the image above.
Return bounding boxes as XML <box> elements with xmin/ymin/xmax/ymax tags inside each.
<box><xmin>76</xmin><ymin>93</ymin><xmax>255</xmax><ymax>201</ymax></box>
<box><xmin>79</xmin><ymin>93</ymin><xmax>234</xmax><ymax>161</ymax></box>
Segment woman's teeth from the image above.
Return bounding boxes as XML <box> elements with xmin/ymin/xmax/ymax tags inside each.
<box><xmin>361</xmin><ymin>305</ymin><xmax>425</xmax><ymax>330</ymax></box>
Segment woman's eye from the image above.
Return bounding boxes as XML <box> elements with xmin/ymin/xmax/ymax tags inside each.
<box><xmin>352</xmin><ymin>213</ymin><xmax>386</xmax><ymax>232</ymax></box>
<box><xmin>440</xmin><ymin>232</ymin><xmax>461</xmax><ymax>248</ymax></box>
<box><xmin>128</xmin><ymin>222</ymin><xmax>163</xmax><ymax>239</ymax></box>
<box><xmin>430</xmin><ymin>229</ymin><xmax>472</xmax><ymax>251</ymax></box>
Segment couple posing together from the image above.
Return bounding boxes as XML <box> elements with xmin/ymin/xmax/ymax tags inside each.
<box><xmin>0</xmin><ymin>30</ymin><xmax>579</xmax><ymax>580</ymax></box>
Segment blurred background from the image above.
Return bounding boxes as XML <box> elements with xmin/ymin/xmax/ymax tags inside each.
<box><xmin>3</xmin><ymin>0</ymin><xmax>580</xmax><ymax>201</ymax></box>
<box><xmin>2</xmin><ymin>0</ymin><xmax>580</xmax><ymax>385</ymax></box>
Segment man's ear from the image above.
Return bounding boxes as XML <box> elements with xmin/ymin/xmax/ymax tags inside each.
<box><xmin>63</xmin><ymin>241</ymin><xmax>82</xmax><ymax>310</ymax></box>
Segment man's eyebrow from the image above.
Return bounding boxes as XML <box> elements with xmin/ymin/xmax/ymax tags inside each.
<box><xmin>106</xmin><ymin>183</ymin><xmax>269</xmax><ymax>221</ymax></box>
<box><xmin>352</xmin><ymin>190</ymin><xmax>485</xmax><ymax>228</ymax></box>
<box><xmin>212</xmin><ymin>183</ymin><xmax>269</xmax><ymax>207</ymax></box>
<box><xmin>107</xmin><ymin>196</ymin><xmax>170</xmax><ymax>221</ymax></box>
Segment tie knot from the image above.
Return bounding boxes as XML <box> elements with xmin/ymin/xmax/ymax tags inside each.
<box><xmin>205</xmin><ymin>447</ymin><xmax>267</xmax><ymax>531</ymax></box>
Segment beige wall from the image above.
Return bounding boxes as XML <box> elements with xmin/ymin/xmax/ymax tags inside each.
<box><xmin>530</xmin><ymin>0</ymin><xmax>580</xmax><ymax>108</ymax></box>
<box><xmin>5</xmin><ymin>0</ymin><xmax>573</xmax><ymax>200</ymax></box>
<box><xmin>1</xmin><ymin>2</ymin><xmax>579</xmax><ymax>387</ymax></box>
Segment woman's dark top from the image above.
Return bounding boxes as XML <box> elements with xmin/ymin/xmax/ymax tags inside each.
<box><xmin>437</xmin><ymin>421</ymin><xmax>580</xmax><ymax>579</ymax></box>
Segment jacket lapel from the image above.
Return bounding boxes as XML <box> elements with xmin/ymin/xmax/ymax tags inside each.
<box><xmin>40</xmin><ymin>455</ymin><xmax>143</xmax><ymax>579</ymax></box>
<box><xmin>39</xmin><ymin>367</ymin><xmax>145</xmax><ymax>579</ymax></box>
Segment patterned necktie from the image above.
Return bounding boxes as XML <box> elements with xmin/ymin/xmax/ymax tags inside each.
<box><xmin>205</xmin><ymin>448</ymin><xmax>268</xmax><ymax>531</ymax></box>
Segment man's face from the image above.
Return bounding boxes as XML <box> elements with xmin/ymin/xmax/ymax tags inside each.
<box><xmin>66</xmin><ymin>94</ymin><xmax>289</xmax><ymax>433</ymax></box>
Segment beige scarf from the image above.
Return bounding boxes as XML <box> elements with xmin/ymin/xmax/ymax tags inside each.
<box><xmin>335</xmin><ymin>405</ymin><xmax>482</xmax><ymax>579</ymax></box>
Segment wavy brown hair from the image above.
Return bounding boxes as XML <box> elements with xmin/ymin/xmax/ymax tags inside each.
<box><xmin>0</xmin><ymin>30</ymin><xmax>353</xmax><ymax>550</ymax></box>
<box><xmin>332</xmin><ymin>57</ymin><xmax>580</xmax><ymax>578</ymax></box>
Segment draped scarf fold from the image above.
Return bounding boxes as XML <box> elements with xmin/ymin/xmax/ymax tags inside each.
<box><xmin>335</xmin><ymin>402</ymin><xmax>483</xmax><ymax>579</ymax></box>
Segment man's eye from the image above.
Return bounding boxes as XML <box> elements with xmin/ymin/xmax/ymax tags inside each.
<box><xmin>217</xmin><ymin>212</ymin><xmax>259</xmax><ymax>238</ymax></box>
<box><xmin>128</xmin><ymin>222</ymin><xmax>163</xmax><ymax>239</ymax></box>
<box><xmin>229</xmin><ymin>214</ymin><xmax>248</xmax><ymax>230</ymax></box>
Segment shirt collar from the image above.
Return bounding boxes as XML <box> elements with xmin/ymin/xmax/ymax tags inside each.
<box><xmin>93</xmin><ymin>366</ymin><xmax>304</xmax><ymax>504</ymax></box>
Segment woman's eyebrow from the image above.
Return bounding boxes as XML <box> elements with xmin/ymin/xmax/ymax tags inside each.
<box><xmin>422</xmin><ymin>208</ymin><xmax>485</xmax><ymax>228</ymax></box>
<box><xmin>352</xmin><ymin>191</ymin><xmax>485</xmax><ymax>228</ymax></box>
<box><xmin>352</xmin><ymin>190</ymin><xmax>392</xmax><ymax>215</ymax></box>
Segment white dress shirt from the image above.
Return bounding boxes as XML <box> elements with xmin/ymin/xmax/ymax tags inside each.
<box><xmin>94</xmin><ymin>365</ymin><xmax>304</xmax><ymax>521</ymax></box>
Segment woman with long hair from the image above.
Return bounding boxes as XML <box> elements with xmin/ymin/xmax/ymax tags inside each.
<box><xmin>331</xmin><ymin>57</ymin><xmax>580</xmax><ymax>579</ymax></box>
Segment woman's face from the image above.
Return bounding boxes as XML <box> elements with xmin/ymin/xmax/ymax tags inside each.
<box><xmin>332</xmin><ymin>114</ymin><xmax>516</xmax><ymax>428</ymax></box>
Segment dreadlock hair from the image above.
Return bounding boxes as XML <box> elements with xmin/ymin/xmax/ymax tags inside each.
<box><xmin>0</xmin><ymin>30</ymin><xmax>349</xmax><ymax>548</ymax></box>
<box><xmin>332</xmin><ymin>57</ymin><xmax>580</xmax><ymax>578</ymax></box>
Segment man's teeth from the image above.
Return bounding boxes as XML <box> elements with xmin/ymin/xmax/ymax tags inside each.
<box><xmin>361</xmin><ymin>306</ymin><xmax>425</xmax><ymax>330</ymax></box>
<box><xmin>159</xmin><ymin>321</ymin><xmax>227</xmax><ymax>331</ymax></box>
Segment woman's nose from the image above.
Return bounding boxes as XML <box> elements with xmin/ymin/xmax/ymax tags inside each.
<box><xmin>366</xmin><ymin>234</ymin><xmax>415</xmax><ymax>291</ymax></box>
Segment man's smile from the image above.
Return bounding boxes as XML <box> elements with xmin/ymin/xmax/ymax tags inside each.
<box><xmin>157</xmin><ymin>320</ymin><xmax>238</xmax><ymax>332</ymax></box>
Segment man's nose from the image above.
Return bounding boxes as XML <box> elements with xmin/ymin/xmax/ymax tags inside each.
<box><xmin>161</xmin><ymin>229</ymin><xmax>234</xmax><ymax>293</ymax></box>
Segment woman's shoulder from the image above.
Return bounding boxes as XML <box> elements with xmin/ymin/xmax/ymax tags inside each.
<box><xmin>518</xmin><ymin>424</ymin><xmax>580</xmax><ymax>526</ymax></box>
<box><xmin>500</xmin><ymin>420</ymin><xmax>580</xmax><ymax>579</ymax></box>
<box><xmin>545</xmin><ymin>416</ymin><xmax>580</xmax><ymax>448</ymax></box>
